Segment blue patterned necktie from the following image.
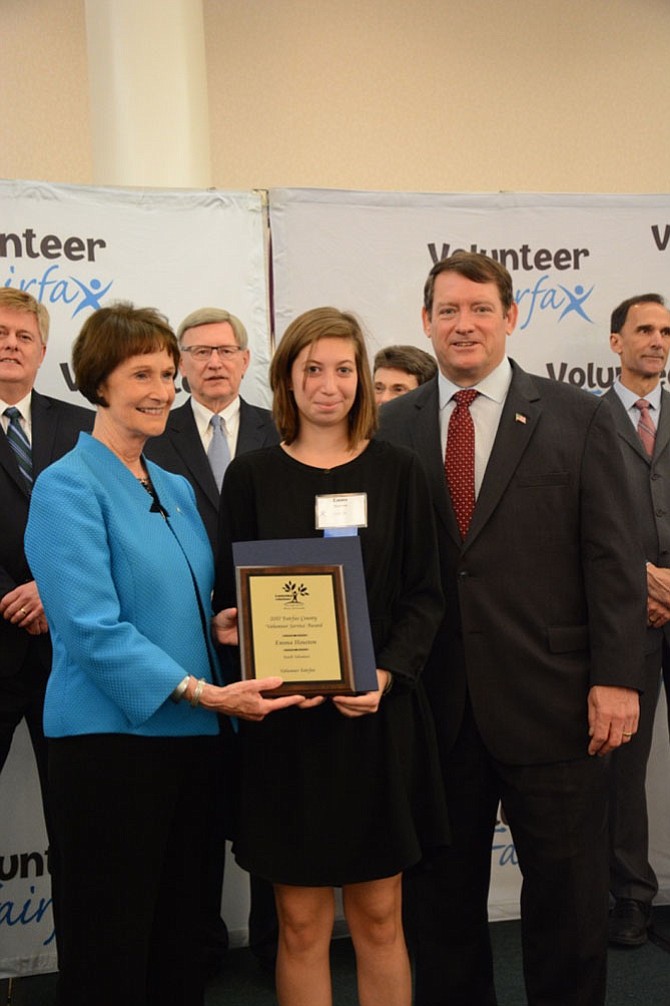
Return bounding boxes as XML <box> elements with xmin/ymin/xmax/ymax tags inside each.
<box><xmin>207</xmin><ymin>414</ymin><xmax>230</xmax><ymax>491</ymax></box>
<box><xmin>4</xmin><ymin>406</ymin><xmax>33</xmax><ymax>487</ymax></box>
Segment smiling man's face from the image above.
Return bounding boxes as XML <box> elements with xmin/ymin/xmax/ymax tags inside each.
<box><xmin>0</xmin><ymin>307</ymin><xmax>47</xmax><ymax>404</ymax></box>
<box><xmin>423</xmin><ymin>271</ymin><xmax>517</xmax><ymax>387</ymax></box>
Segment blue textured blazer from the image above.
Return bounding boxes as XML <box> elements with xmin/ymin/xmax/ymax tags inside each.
<box><xmin>25</xmin><ymin>433</ymin><xmax>221</xmax><ymax>739</ymax></box>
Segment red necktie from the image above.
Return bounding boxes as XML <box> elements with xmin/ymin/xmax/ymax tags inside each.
<box><xmin>634</xmin><ymin>399</ymin><xmax>656</xmax><ymax>457</ymax></box>
<box><xmin>445</xmin><ymin>389</ymin><xmax>478</xmax><ymax>539</ymax></box>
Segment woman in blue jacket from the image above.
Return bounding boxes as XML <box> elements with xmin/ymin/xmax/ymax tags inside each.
<box><xmin>25</xmin><ymin>303</ymin><xmax>301</xmax><ymax>1006</ymax></box>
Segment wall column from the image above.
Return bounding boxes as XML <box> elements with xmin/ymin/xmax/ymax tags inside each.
<box><xmin>84</xmin><ymin>0</ymin><xmax>211</xmax><ymax>188</ymax></box>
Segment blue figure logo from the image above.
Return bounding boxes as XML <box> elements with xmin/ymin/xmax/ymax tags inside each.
<box><xmin>556</xmin><ymin>283</ymin><xmax>594</xmax><ymax>323</ymax></box>
<box><xmin>70</xmin><ymin>276</ymin><xmax>114</xmax><ymax>317</ymax></box>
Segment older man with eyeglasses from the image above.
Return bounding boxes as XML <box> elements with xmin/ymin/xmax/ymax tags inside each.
<box><xmin>146</xmin><ymin>307</ymin><xmax>278</xmax><ymax>549</ymax></box>
<box><xmin>145</xmin><ymin>306</ymin><xmax>279</xmax><ymax>978</ymax></box>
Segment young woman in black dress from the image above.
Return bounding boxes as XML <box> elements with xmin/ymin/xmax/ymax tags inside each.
<box><xmin>213</xmin><ymin>308</ymin><xmax>448</xmax><ymax>1006</ymax></box>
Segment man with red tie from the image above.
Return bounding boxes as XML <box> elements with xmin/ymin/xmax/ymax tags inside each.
<box><xmin>378</xmin><ymin>252</ymin><xmax>646</xmax><ymax>1006</ymax></box>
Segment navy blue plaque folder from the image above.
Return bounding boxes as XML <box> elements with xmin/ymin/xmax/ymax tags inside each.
<box><xmin>233</xmin><ymin>536</ymin><xmax>378</xmax><ymax>692</ymax></box>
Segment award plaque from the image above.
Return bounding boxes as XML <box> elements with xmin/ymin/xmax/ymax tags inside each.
<box><xmin>236</xmin><ymin>563</ymin><xmax>355</xmax><ymax>695</ymax></box>
<box><xmin>233</xmin><ymin>537</ymin><xmax>378</xmax><ymax>694</ymax></box>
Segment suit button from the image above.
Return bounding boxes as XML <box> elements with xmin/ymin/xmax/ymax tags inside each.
<box><xmin>651</xmin><ymin>473</ymin><xmax>660</xmax><ymax>480</ymax></box>
<box><xmin>458</xmin><ymin>570</ymin><xmax>469</xmax><ymax>579</ymax></box>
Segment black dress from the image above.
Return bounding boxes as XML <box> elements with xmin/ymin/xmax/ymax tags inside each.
<box><xmin>214</xmin><ymin>439</ymin><xmax>449</xmax><ymax>886</ymax></box>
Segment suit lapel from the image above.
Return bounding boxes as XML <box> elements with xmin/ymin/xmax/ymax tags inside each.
<box><xmin>604</xmin><ymin>387</ymin><xmax>652</xmax><ymax>466</ymax></box>
<box><xmin>237</xmin><ymin>399</ymin><xmax>268</xmax><ymax>454</ymax></box>
<box><xmin>165</xmin><ymin>401</ymin><xmax>219</xmax><ymax>509</ymax></box>
<box><xmin>31</xmin><ymin>391</ymin><xmax>58</xmax><ymax>476</ymax></box>
<box><xmin>464</xmin><ymin>363</ymin><xmax>540</xmax><ymax>550</ymax></box>
<box><xmin>653</xmin><ymin>388</ymin><xmax>670</xmax><ymax>459</ymax></box>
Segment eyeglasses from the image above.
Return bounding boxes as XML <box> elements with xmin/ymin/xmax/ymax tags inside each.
<box><xmin>180</xmin><ymin>345</ymin><xmax>244</xmax><ymax>362</ymax></box>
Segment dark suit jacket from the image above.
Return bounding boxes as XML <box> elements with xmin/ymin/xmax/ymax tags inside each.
<box><xmin>0</xmin><ymin>390</ymin><xmax>94</xmax><ymax>677</ymax></box>
<box><xmin>605</xmin><ymin>386</ymin><xmax>670</xmax><ymax>657</ymax></box>
<box><xmin>144</xmin><ymin>397</ymin><xmax>279</xmax><ymax>549</ymax></box>
<box><xmin>377</xmin><ymin>361</ymin><xmax>646</xmax><ymax>768</ymax></box>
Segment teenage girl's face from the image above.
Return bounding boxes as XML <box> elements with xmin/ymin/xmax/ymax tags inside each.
<box><xmin>289</xmin><ymin>337</ymin><xmax>358</xmax><ymax>432</ymax></box>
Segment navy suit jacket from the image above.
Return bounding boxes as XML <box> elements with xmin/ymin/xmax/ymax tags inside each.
<box><xmin>378</xmin><ymin>362</ymin><xmax>646</xmax><ymax>767</ymax></box>
<box><xmin>0</xmin><ymin>390</ymin><xmax>94</xmax><ymax>677</ymax></box>
<box><xmin>144</xmin><ymin>396</ymin><xmax>279</xmax><ymax>550</ymax></box>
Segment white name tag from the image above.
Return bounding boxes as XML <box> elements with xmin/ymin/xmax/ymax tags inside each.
<box><xmin>315</xmin><ymin>493</ymin><xmax>368</xmax><ymax>530</ymax></box>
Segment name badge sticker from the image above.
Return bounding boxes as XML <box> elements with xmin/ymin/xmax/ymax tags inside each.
<box><xmin>315</xmin><ymin>493</ymin><xmax>368</xmax><ymax>530</ymax></box>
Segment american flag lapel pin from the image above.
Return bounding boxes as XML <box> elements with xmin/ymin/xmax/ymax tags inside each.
<box><xmin>515</xmin><ymin>413</ymin><xmax>527</xmax><ymax>424</ymax></box>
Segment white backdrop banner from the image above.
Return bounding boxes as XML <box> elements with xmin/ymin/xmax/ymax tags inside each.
<box><xmin>0</xmin><ymin>723</ymin><xmax>55</xmax><ymax>978</ymax></box>
<box><xmin>269</xmin><ymin>188</ymin><xmax>670</xmax><ymax>394</ymax></box>
<box><xmin>0</xmin><ymin>180</ymin><xmax>271</xmax><ymax>408</ymax></box>
<box><xmin>0</xmin><ymin>179</ymin><xmax>269</xmax><ymax>978</ymax></box>
<box><xmin>269</xmin><ymin>187</ymin><xmax>670</xmax><ymax>911</ymax></box>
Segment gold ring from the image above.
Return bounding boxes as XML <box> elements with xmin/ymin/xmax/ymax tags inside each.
<box><xmin>19</xmin><ymin>607</ymin><xmax>27</xmax><ymax>614</ymax></box>
<box><xmin>622</xmin><ymin>731</ymin><xmax>633</xmax><ymax>737</ymax></box>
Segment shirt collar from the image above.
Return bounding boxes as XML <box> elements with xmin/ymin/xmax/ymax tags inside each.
<box><xmin>0</xmin><ymin>389</ymin><xmax>33</xmax><ymax>426</ymax></box>
<box><xmin>190</xmin><ymin>394</ymin><xmax>240</xmax><ymax>436</ymax></box>
<box><xmin>613</xmin><ymin>378</ymin><xmax>662</xmax><ymax>414</ymax></box>
<box><xmin>438</xmin><ymin>356</ymin><xmax>512</xmax><ymax>411</ymax></box>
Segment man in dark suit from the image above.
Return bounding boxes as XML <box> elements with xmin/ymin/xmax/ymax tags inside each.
<box><xmin>0</xmin><ymin>288</ymin><xmax>93</xmax><ymax>834</ymax></box>
<box><xmin>605</xmin><ymin>293</ymin><xmax>670</xmax><ymax>947</ymax></box>
<box><xmin>145</xmin><ymin>306</ymin><xmax>278</xmax><ymax>549</ymax></box>
<box><xmin>145</xmin><ymin>306</ymin><xmax>279</xmax><ymax>974</ymax></box>
<box><xmin>378</xmin><ymin>252</ymin><xmax>646</xmax><ymax>1006</ymax></box>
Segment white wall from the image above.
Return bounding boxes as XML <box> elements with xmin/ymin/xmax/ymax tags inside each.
<box><xmin>3</xmin><ymin>0</ymin><xmax>670</xmax><ymax>192</ymax></box>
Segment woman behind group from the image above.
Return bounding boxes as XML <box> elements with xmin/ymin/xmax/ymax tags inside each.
<box><xmin>213</xmin><ymin>307</ymin><xmax>448</xmax><ymax>1006</ymax></box>
<box><xmin>24</xmin><ymin>303</ymin><xmax>303</xmax><ymax>1006</ymax></box>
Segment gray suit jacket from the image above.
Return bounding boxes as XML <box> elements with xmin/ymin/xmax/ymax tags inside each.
<box><xmin>144</xmin><ymin>396</ymin><xmax>279</xmax><ymax>549</ymax></box>
<box><xmin>604</xmin><ymin>386</ymin><xmax>670</xmax><ymax>655</ymax></box>
<box><xmin>378</xmin><ymin>362</ymin><xmax>646</xmax><ymax>767</ymax></box>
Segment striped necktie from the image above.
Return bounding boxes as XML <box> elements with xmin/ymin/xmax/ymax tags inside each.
<box><xmin>4</xmin><ymin>406</ymin><xmax>33</xmax><ymax>487</ymax></box>
<box><xmin>634</xmin><ymin>399</ymin><xmax>656</xmax><ymax>458</ymax></box>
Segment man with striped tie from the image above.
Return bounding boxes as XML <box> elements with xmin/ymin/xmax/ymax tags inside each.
<box><xmin>605</xmin><ymin>293</ymin><xmax>670</xmax><ymax>947</ymax></box>
<box><xmin>0</xmin><ymin>288</ymin><xmax>92</xmax><ymax>826</ymax></box>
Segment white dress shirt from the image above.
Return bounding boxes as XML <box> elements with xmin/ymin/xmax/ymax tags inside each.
<box><xmin>190</xmin><ymin>395</ymin><xmax>241</xmax><ymax>459</ymax></box>
<box><xmin>438</xmin><ymin>357</ymin><xmax>512</xmax><ymax>497</ymax></box>
<box><xmin>0</xmin><ymin>390</ymin><xmax>33</xmax><ymax>444</ymax></box>
<box><xmin>612</xmin><ymin>378</ymin><xmax>662</xmax><ymax>433</ymax></box>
